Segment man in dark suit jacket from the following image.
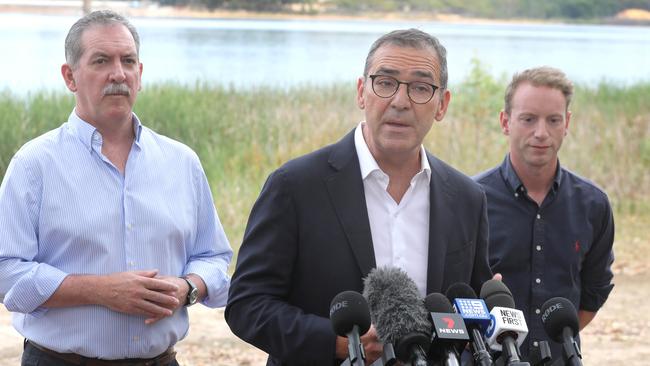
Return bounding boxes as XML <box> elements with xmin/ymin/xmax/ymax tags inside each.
<box><xmin>226</xmin><ymin>29</ymin><xmax>492</xmax><ymax>365</ymax></box>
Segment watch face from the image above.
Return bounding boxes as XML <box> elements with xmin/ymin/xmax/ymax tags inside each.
<box><xmin>188</xmin><ymin>287</ymin><xmax>199</xmax><ymax>305</ymax></box>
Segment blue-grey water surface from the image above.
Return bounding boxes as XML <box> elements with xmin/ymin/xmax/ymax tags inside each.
<box><xmin>2</xmin><ymin>13</ymin><xmax>649</xmax><ymax>94</ymax></box>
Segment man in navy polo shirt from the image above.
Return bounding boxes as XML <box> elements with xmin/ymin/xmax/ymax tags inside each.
<box><xmin>474</xmin><ymin>66</ymin><xmax>614</xmax><ymax>363</ymax></box>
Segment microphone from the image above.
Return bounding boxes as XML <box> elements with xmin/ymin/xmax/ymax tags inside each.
<box><xmin>424</xmin><ymin>293</ymin><xmax>468</xmax><ymax>366</ymax></box>
<box><xmin>445</xmin><ymin>283</ymin><xmax>493</xmax><ymax>366</ymax></box>
<box><xmin>363</xmin><ymin>267</ymin><xmax>430</xmax><ymax>366</ymax></box>
<box><xmin>540</xmin><ymin>297</ymin><xmax>583</xmax><ymax>366</ymax></box>
<box><xmin>330</xmin><ymin>291</ymin><xmax>371</xmax><ymax>366</ymax></box>
<box><xmin>480</xmin><ymin>279</ymin><xmax>530</xmax><ymax>366</ymax></box>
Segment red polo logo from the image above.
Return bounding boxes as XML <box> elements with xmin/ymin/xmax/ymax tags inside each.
<box><xmin>574</xmin><ymin>240</ymin><xmax>580</xmax><ymax>252</ymax></box>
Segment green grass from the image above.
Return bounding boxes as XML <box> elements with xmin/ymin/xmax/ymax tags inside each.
<box><xmin>1</xmin><ymin>67</ymin><xmax>648</xmax><ymax>259</ymax></box>
<box><xmin>134</xmin><ymin>81</ymin><xmax>362</xmax><ymax>242</ymax></box>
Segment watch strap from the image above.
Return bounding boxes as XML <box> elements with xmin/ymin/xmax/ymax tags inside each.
<box><xmin>181</xmin><ymin>276</ymin><xmax>198</xmax><ymax>306</ymax></box>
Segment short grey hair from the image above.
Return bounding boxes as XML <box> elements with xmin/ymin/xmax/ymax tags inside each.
<box><xmin>363</xmin><ymin>28</ymin><xmax>448</xmax><ymax>90</ymax></box>
<box><xmin>504</xmin><ymin>66</ymin><xmax>574</xmax><ymax>114</ymax></box>
<box><xmin>65</xmin><ymin>10</ymin><xmax>140</xmax><ymax>69</ymax></box>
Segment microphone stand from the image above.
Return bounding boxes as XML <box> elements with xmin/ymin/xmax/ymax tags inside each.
<box><xmin>443</xmin><ymin>349</ymin><xmax>460</xmax><ymax>366</ymax></box>
<box><xmin>494</xmin><ymin>335</ymin><xmax>530</xmax><ymax>366</ymax></box>
<box><xmin>340</xmin><ymin>325</ymin><xmax>366</xmax><ymax>366</ymax></box>
<box><xmin>545</xmin><ymin>330</ymin><xmax>583</xmax><ymax>366</ymax></box>
<box><xmin>469</xmin><ymin>328</ymin><xmax>493</xmax><ymax>366</ymax></box>
<box><xmin>557</xmin><ymin>328</ymin><xmax>582</xmax><ymax>366</ymax></box>
<box><xmin>531</xmin><ymin>341</ymin><xmax>553</xmax><ymax>366</ymax></box>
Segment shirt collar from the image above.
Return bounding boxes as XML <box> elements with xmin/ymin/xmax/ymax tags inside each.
<box><xmin>354</xmin><ymin>122</ymin><xmax>431</xmax><ymax>182</ymax></box>
<box><xmin>67</xmin><ymin>109</ymin><xmax>143</xmax><ymax>152</ymax></box>
<box><xmin>132</xmin><ymin>114</ymin><xmax>143</xmax><ymax>147</ymax></box>
<box><xmin>500</xmin><ymin>153</ymin><xmax>562</xmax><ymax>193</ymax></box>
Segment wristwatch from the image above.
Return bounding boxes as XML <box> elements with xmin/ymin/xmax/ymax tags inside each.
<box><xmin>182</xmin><ymin>276</ymin><xmax>199</xmax><ymax>306</ymax></box>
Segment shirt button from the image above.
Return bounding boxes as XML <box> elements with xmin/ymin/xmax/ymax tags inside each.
<box><xmin>533</xmin><ymin>341</ymin><xmax>539</xmax><ymax>347</ymax></box>
<box><xmin>535</xmin><ymin>278</ymin><xmax>541</xmax><ymax>284</ymax></box>
<box><xmin>127</xmin><ymin>223</ymin><xmax>133</xmax><ymax>230</ymax></box>
<box><xmin>535</xmin><ymin>308</ymin><xmax>541</xmax><ymax>314</ymax></box>
<box><xmin>536</xmin><ymin>245</ymin><xmax>542</xmax><ymax>251</ymax></box>
<box><xmin>514</xmin><ymin>193</ymin><xmax>519</xmax><ymax>198</ymax></box>
<box><xmin>536</xmin><ymin>214</ymin><xmax>541</xmax><ymax>219</ymax></box>
<box><xmin>129</xmin><ymin>261</ymin><xmax>135</xmax><ymax>267</ymax></box>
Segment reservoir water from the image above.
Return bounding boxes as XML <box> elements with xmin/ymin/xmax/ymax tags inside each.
<box><xmin>1</xmin><ymin>13</ymin><xmax>649</xmax><ymax>94</ymax></box>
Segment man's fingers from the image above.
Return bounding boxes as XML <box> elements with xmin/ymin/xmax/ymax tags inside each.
<box><xmin>144</xmin><ymin>316</ymin><xmax>163</xmax><ymax>325</ymax></box>
<box><xmin>98</xmin><ymin>271</ymin><xmax>184</xmax><ymax>317</ymax></box>
<box><xmin>361</xmin><ymin>325</ymin><xmax>383</xmax><ymax>365</ymax></box>
<box><xmin>133</xmin><ymin>269</ymin><xmax>159</xmax><ymax>278</ymax></box>
<box><xmin>141</xmin><ymin>277</ymin><xmax>180</xmax><ymax>292</ymax></box>
<box><xmin>134</xmin><ymin>299</ymin><xmax>173</xmax><ymax>319</ymax></box>
<box><xmin>144</xmin><ymin>290</ymin><xmax>179</xmax><ymax>309</ymax></box>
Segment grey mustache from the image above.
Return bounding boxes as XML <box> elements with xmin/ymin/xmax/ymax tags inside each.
<box><xmin>102</xmin><ymin>83</ymin><xmax>130</xmax><ymax>96</ymax></box>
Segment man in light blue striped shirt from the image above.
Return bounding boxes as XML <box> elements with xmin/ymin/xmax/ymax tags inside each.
<box><xmin>0</xmin><ymin>10</ymin><xmax>232</xmax><ymax>366</ymax></box>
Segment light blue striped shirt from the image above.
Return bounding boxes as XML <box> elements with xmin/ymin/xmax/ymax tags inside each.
<box><xmin>0</xmin><ymin>111</ymin><xmax>232</xmax><ymax>359</ymax></box>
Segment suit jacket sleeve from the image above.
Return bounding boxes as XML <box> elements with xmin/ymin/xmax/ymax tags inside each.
<box><xmin>225</xmin><ymin>167</ymin><xmax>337</xmax><ymax>364</ymax></box>
<box><xmin>471</xmin><ymin>191</ymin><xmax>493</xmax><ymax>293</ymax></box>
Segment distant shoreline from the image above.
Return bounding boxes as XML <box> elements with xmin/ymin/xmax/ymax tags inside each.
<box><xmin>1</xmin><ymin>1</ymin><xmax>649</xmax><ymax>26</ymax></box>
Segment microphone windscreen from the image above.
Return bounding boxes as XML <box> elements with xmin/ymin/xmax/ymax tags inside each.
<box><xmin>363</xmin><ymin>266</ymin><xmax>431</xmax><ymax>344</ymax></box>
<box><xmin>480</xmin><ymin>279</ymin><xmax>515</xmax><ymax>310</ymax></box>
<box><xmin>445</xmin><ymin>282</ymin><xmax>477</xmax><ymax>301</ymax></box>
<box><xmin>540</xmin><ymin>297</ymin><xmax>579</xmax><ymax>343</ymax></box>
<box><xmin>424</xmin><ymin>293</ymin><xmax>454</xmax><ymax>313</ymax></box>
<box><xmin>330</xmin><ymin>290</ymin><xmax>371</xmax><ymax>336</ymax></box>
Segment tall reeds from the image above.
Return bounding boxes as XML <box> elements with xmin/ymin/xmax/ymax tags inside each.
<box><xmin>1</xmin><ymin>66</ymin><xmax>648</xmax><ymax>253</ymax></box>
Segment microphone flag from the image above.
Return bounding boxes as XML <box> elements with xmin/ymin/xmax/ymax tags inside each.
<box><xmin>430</xmin><ymin>312</ymin><xmax>469</xmax><ymax>341</ymax></box>
<box><xmin>485</xmin><ymin>306</ymin><xmax>528</xmax><ymax>352</ymax></box>
<box><xmin>453</xmin><ymin>298</ymin><xmax>491</xmax><ymax>333</ymax></box>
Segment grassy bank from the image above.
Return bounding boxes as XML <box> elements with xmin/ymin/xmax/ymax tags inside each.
<box><xmin>1</xmin><ymin>69</ymin><xmax>648</xmax><ymax>256</ymax></box>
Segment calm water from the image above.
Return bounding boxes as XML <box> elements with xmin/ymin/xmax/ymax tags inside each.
<box><xmin>2</xmin><ymin>13</ymin><xmax>649</xmax><ymax>94</ymax></box>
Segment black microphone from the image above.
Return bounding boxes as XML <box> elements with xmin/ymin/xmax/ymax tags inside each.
<box><xmin>446</xmin><ymin>283</ymin><xmax>493</xmax><ymax>366</ymax></box>
<box><xmin>363</xmin><ymin>267</ymin><xmax>430</xmax><ymax>366</ymax></box>
<box><xmin>424</xmin><ymin>293</ymin><xmax>468</xmax><ymax>366</ymax></box>
<box><xmin>540</xmin><ymin>297</ymin><xmax>583</xmax><ymax>366</ymax></box>
<box><xmin>480</xmin><ymin>279</ymin><xmax>530</xmax><ymax>366</ymax></box>
<box><xmin>330</xmin><ymin>291</ymin><xmax>371</xmax><ymax>366</ymax></box>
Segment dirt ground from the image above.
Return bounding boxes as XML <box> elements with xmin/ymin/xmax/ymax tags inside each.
<box><xmin>1</xmin><ymin>269</ymin><xmax>648</xmax><ymax>365</ymax></box>
<box><xmin>0</xmin><ymin>305</ymin><xmax>268</xmax><ymax>366</ymax></box>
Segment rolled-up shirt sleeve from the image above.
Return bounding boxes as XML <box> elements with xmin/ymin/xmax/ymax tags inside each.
<box><xmin>0</xmin><ymin>155</ymin><xmax>68</xmax><ymax>314</ymax></box>
<box><xmin>185</xmin><ymin>158</ymin><xmax>232</xmax><ymax>308</ymax></box>
<box><xmin>579</xmin><ymin>193</ymin><xmax>615</xmax><ymax>312</ymax></box>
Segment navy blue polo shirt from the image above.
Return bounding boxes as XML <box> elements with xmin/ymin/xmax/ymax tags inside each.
<box><xmin>474</xmin><ymin>155</ymin><xmax>615</xmax><ymax>361</ymax></box>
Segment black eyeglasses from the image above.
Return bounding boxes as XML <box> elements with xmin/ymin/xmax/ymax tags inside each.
<box><xmin>368</xmin><ymin>74</ymin><xmax>439</xmax><ymax>104</ymax></box>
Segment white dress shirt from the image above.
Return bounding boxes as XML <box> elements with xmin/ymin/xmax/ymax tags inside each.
<box><xmin>354</xmin><ymin>122</ymin><xmax>431</xmax><ymax>296</ymax></box>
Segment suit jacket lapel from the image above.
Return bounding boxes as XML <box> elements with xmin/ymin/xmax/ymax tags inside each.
<box><xmin>426</xmin><ymin>153</ymin><xmax>457</xmax><ymax>294</ymax></box>
<box><xmin>325</xmin><ymin>130</ymin><xmax>376</xmax><ymax>277</ymax></box>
